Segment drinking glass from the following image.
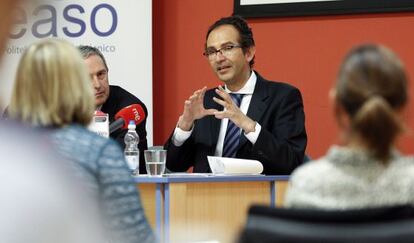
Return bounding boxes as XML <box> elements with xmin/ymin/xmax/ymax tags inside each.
<box><xmin>144</xmin><ymin>149</ymin><xmax>166</xmax><ymax>176</ymax></box>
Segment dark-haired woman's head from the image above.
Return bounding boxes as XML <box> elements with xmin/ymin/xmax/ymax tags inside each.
<box><xmin>334</xmin><ymin>44</ymin><xmax>408</xmax><ymax>162</ymax></box>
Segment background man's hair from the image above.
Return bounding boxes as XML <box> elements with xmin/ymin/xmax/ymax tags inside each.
<box><xmin>78</xmin><ymin>45</ymin><xmax>109</xmax><ymax>71</ymax></box>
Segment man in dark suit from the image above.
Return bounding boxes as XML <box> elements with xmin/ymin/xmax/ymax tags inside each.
<box><xmin>165</xmin><ymin>16</ymin><xmax>307</xmax><ymax>175</ymax></box>
<box><xmin>78</xmin><ymin>45</ymin><xmax>148</xmax><ymax>174</ymax></box>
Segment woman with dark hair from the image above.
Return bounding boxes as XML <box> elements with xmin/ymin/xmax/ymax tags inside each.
<box><xmin>285</xmin><ymin>44</ymin><xmax>414</xmax><ymax>209</ymax></box>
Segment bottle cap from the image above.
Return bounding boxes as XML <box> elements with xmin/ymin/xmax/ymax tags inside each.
<box><xmin>128</xmin><ymin>120</ymin><xmax>136</xmax><ymax>130</ymax></box>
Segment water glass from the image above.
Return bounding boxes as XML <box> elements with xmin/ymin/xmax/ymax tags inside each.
<box><xmin>144</xmin><ymin>149</ymin><xmax>166</xmax><ymax>176</ymax></box>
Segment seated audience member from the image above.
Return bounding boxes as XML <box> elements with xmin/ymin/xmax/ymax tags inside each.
<box><xmin>8</xmin><ymin>39</ymin><xmax>155</xmax><ymax>243</ymax></box>
<box><xmin>165</xmin><ymin>15</ymin><xmax>307</xmax><ymax>175</ymax></box>
<box><xmin>285</xmin><ymin>44</ymin><xmax>414</xmax><ymax>209</ymax></box>
<box><xmin>78</xmin><ymin>45</ymin><xmax>149</xmax><ymax>174</ymax></box>
<box><xmin>0</xmin><ymin>1</ymin><xmax>103</xmax><ymax>242</ymax></box>
<box><xmin>0</xmin><ymin>128</ymin><xmax>106</xmax><ymax>243</ymax></box>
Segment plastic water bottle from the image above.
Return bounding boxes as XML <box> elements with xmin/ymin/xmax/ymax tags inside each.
<box><xmin>124</xmin><ymin>120</ymin><xmax>139</xmax><ymax>174</ymax></box>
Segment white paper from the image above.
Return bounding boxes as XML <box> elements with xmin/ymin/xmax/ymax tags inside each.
<box><xmin>207</xmin><ymin>156</ymin><xmax>263</xmax><ymax>175</ymax></box>
<box><xmin>163</xmin><ymin>173</ymin><xmax>211</xmax><ymax>177</ymax></box>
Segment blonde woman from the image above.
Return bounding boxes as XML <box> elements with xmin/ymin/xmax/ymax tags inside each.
<box><xmin>9</xmin><ymin>39</ymin><xmax>155</xmax><ymax>243</ymax></box>
<box><xmin>285</xmin><ymin>44</ymin><xmax>414</xmax><ymax>209</ymax></box>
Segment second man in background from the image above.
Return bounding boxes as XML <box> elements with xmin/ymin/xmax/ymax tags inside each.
<box><xmin>79</xmin><ymin>45</ymin><xmax>149</xmax><ymax>174</ymax></box>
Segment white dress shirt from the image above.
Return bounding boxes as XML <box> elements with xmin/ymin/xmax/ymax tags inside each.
<box><xmin>172</xmin><ymin>71</ymin><xmax>262</xmax><ymax>156</ymax></box>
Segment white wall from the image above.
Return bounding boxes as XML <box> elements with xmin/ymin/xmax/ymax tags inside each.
<box><xmin>0</xmin><ymin>0</ymin><xmax>153</xmax><ymax>145</ymax></box>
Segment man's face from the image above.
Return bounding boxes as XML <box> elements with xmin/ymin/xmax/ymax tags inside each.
<box><xmin>84</xmin><ymin>55</ymin><xmax>110</xmax><ymax>107</ymax></box>
<box><xmin>205</xmin><ymin>24</ymin><xmax>255</xmax><ymax>88</ymax></box>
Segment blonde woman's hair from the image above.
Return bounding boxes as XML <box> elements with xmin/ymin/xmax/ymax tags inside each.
<box><xmin>9</xmin><ymin>38</ymin><xmax>94</xmax><ymax>127</ymax></box>
<box><xmin>336</xmin><ymin>44</ymin><xmax>408</xmax><ymax>162</ymax></box>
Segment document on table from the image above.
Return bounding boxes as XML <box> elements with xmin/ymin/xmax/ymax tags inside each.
<box><xmin>163</xmin><ymin>173</ymin><xmax>211</xmax><ymax>177</ymax></box>
<box><xmin>207</xmin><ymin>156</ymin><xmax>264</xmax><ymax>175</ymax></box>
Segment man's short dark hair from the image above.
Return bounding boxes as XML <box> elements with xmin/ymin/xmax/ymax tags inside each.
<box><xmin>206</xmin><ymin>15</ymin><xmax>255</xmax><ymax>67</ymax></box>
<box><xmin>77</xmin><ymin>45</ymin><xmax>109</xmax><ymax>71</ymax></box>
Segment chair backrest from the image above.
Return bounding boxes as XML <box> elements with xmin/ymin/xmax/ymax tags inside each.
<box><xmin>238</xmin><ymin>205</ymin><xmax>414</xmax><ymax>243</ymax></box>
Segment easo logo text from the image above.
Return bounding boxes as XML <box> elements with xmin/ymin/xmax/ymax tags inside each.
<box><xmin>10</xmin><ymin>3</ymin><xmax>118</xmax><ymax>39</ymax></box>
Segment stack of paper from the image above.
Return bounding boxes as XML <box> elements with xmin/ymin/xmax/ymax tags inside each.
<box><xmin>207</xmin><ymin>156</ymin><xmax>263</xmax><ymax>175</ymax></box>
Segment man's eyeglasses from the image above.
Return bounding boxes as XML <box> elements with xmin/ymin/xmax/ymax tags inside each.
<box><xmin>203</xmin><ymin>44</ymin><xmax>242</xmax><ymax>60</ymax></box>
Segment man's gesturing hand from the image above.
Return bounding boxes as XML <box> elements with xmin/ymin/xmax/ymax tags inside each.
<box><xmin>212</xmin><ymin>86</ymin><xmax>256</xmax><ymax>133</ymax></box>
<box><xmin>177</xmin><ymin>87</ymin><xmax>217</xmax><ymax>131</ymax></box>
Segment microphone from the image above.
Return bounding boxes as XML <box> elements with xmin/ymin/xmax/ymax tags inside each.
<box><xmin>109</xmin><ymin>104</ymin><xmax>146</xmax><ymax>134</ymax></box>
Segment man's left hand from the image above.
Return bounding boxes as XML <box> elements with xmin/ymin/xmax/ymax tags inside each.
<box><xmin>212</xmin><ymin>86</ymin><xmax>256</xmax><ymax>133</ymax></box>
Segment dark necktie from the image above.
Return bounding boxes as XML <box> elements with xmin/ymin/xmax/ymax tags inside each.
<box><xmin>222</xmin><ymin>93</ymin><xmax>244</xmax><ymax>158</ymax></box>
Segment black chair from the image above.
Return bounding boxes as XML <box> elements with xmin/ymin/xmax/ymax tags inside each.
<box><xmin>238</xmin><ymin>205</ymin><xmax>414</xmax><ymax>243</ymax></box>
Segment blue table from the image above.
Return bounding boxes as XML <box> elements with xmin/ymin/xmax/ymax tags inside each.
<box><xmin>134</xmin><ymin>174</ymin><xmax>289</xmax><ymax>243</ymax></box>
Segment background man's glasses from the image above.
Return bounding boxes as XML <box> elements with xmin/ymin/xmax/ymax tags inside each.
<box><xmin>203</xmin><ymin>45</ymin><xmax>241</xmax><ymax>60</ymax></box>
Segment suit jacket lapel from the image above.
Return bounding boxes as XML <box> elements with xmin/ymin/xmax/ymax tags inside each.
<box><xmin>238</xmin><ymin>75</ymin><xmax>269</xmax><ymax>148</ymax></box>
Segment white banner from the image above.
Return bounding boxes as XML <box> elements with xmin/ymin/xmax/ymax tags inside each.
<box><xmin>0</xmin><ymin>0</ymin><xmax>153</xmax><ymax>145</ymax></box>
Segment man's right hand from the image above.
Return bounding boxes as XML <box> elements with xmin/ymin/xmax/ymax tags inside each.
<box><xmin>177</xmin><ymin>87</ymin><xmax>217</xmax><ymax>131</ymax></box>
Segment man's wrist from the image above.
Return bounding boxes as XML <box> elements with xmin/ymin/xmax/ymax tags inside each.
<box><xmin>177</xmin><ymin>116</ymin><xmax>194</xmax><ymax>131</ymax></box>
<box><xmin>242</xmin><ymin>119</ymin><xmax>256</xmax><ymax>134</ymax></box>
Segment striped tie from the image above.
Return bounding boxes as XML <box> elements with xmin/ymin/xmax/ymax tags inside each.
<box><xmin>222</xmin><ymin>93</ymin><xmax>244</xmax><ymax>158</ymax></box>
